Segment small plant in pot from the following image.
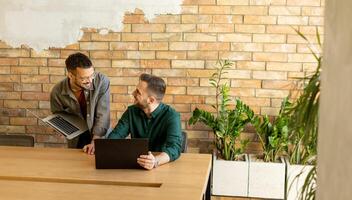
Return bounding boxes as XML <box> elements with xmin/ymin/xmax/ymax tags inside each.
<box><xmin>189</xmin><ymin>60</ymin><xmax>256</xmax><ymax>197</ymax></box>
<box><xmin>189</xmin><ymin>60</ymin><xmax>255</xmax><ymax>161</ymax></box>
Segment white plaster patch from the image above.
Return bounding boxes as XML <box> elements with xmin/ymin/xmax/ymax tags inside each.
<box><xmin>0</xmin><ymin>0</ymin><xmax>182</xmax><ymax>51</ymax></box>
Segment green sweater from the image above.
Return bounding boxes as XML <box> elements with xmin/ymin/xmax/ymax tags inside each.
<box><xmin>108</xmin><ymin>103</ymin><xmax>182</xmax><ymax>161</ymax></box>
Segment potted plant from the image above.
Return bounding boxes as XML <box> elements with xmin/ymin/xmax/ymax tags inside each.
<box><xmin>189</xmin><ymin>60</ymin><xmax>256</xmax><ymax>197</ymax></box>
<box><xmin>249</xmin><ymin>100</ymin><xmax>290</xmax><ymax>199</ymax></box>
<box><xmin>284</xmin><ymin>28</ymin><xmax>320</xmax><ymax>200</ymax></box>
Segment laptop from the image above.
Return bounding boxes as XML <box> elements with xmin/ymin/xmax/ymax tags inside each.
<box><xmin>94</xmin><ymin>138</ymin><xmax>149</xmax><ymax>169</ymax></box>
<box><xmin>26</xmin><ymin>108</ymin><xmax>88</xmax><ymax>140</ymax></box>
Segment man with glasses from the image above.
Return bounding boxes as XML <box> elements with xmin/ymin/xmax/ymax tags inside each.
<box><xmin>50</xmin><ymin>52</ymin><xmax>110</xmax><ymax>149</ymax></box>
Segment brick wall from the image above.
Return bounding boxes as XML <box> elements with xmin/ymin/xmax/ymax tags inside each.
<box><xmin>0</xmin><ymin>0</ymin><xmax>324</xmax><ymax>152</ymax></box>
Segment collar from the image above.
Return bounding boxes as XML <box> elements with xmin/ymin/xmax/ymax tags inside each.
<box><xmin>139</xmin><ymin>103</ymin><xmax>164</xmax><ymax>119</ymax></box>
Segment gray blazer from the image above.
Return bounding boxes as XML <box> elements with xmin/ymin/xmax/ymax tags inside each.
<box><xmin>50</xmin><ymin>72</ymin><xmax>110</xmax><ymax>137</ymax></box>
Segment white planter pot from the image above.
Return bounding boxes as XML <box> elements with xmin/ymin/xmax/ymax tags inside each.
<box><xmin>248</xmin><ymin>154</ymin><xmax>286</xmax><ymax>199</ymax></box>
<box><xmin>285</xmin><ymin>160</ymin><xmax>315</xmax><ymax>200</ymax></box>
<box><xmin>212</xmin><ymin>153</ymin><xmax>249</xmax><ymax>197</ymax></box>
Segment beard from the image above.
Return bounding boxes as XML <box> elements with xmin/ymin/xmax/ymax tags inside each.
<box><xmin>134</xmin><ymin>98</ymin><xmax>148</xmax><ymax>109</ymax></box>
<box><xmin>78</xmin><ymin>81</ymin><xmax>92</xmax><ymax>90</ymax></box>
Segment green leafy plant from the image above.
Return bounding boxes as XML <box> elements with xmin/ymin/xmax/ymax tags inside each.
<box><xmin>252</xmin><ymin>99</ymin><xmax>291</xmax><ymax>162</ymax></box>
<box><xmin>189</xmin><ymin>60</ymin><xmax>256</xmax><ymax>161</ymax></box>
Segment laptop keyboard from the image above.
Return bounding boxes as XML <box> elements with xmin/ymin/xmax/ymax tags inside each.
<box><xmin>48</xmin><ymin>116</ymin><xmax>79</xmax><ymax>135</ymax></box>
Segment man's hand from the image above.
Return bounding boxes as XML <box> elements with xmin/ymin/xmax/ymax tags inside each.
<box><xmin>137</xmin><ymin>151</ymin><xmax>156</xmax><ymax>170</ymax></box>
<box><xmin>83</xmin><ymin>135</ymin><xmax>100</xmax><ymax>155</ymax></box>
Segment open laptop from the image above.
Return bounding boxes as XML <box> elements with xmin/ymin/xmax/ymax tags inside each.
<box><xmin>94</xmin><ymin>138</ymin><xmax>149</xmax><ymax>169</ymax></box>
<box><xmin>26</xmin><ymin>108</ymin><xmax>88</xmax><ymax>140</ymax></box>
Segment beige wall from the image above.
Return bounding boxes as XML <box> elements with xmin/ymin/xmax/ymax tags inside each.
<box><xmin>318</xmin><ymin>0</ymin><xmax>352</xmax><ymax>199</ymax></box>
<box><xmin>0</xmin><ymin>0</ymin><xmax>324</xmax><ymax>151</ymax></box>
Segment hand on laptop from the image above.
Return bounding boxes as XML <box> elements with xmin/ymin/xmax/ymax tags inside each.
<box><xmin>137</xmin><ymin>151</ymin><xmax>156</xmax><ymax>170</ymax></box>
<box><xmin>83</xmin><ymin>135</ymin><xmax>100</xmax><ymax>155</ymax></box>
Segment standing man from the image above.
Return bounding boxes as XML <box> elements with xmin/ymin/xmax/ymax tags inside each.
<box><xmin>83</xmin><ymin>73</ymin><xmax>182</xmax><ymax>170</ymax></box>
<box><xmin>50</xmin><ymin>52</ymin><xmax>110</xmax><ymax>149</ymax></box>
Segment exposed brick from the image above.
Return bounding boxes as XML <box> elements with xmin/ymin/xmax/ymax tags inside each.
<box><xmin>231</xmin><ymin>6</ymin><xmax>268</xmax><ymax>15</ymax></box>
<box><xmin>48</xmin><ymin>59</ymin><xmax>65</xmax><ymax>67</ymax></box>
<box><xmin>212</xmin><ymin>15</ymin><xmax>243</xmax><ymax>23</ymax></box>
<box><xmin>181</xmin><ymin>6</ymin><xmax>199</xmax><ymax>14</ymax></box>
<box><xmin>250</xmin><ymin>0</ymin><xmax>286</xmax><ymax>5</ymax></box>
<box><xmin>231</xmin><ymin>79</ymin><xmax>262</xmax><ymax>88</ymax></box>
<box><xmin>39</xmin><ymin>101</ymin><xmax>50</xmax><ymax>109</ymax></box>
<box><xmin>197</xmin><ymin>24</ymin><xmax>234</xmax><ymax>33</ymax></box>
<box><xmin>151</xmin><ymin>15</ymin><xmax>181</xmax><ymax>23</ymax></box>
<box><xmin>278</xmin><ymin>16</ymin><xmax>309</xmax><ymax>25</ymax></box>
<box><xmin>262</xmin><ymin>80</ymin><xmax>296</xmax><ymax>89</ymax></box>
<box><xmin>30</xmin><ymin>50</ymin><xmax>60</xmax><ymax>58</ymax></box>
<box><xmin>10</xmin><ymin>117</ymin><xmax>37</xmax><ymax>125</ymax></box>
<box><xmin>253</xmin><ymin>71</ymin><xmax>287</xmax><ymax>80</ymax></box>
<box><xmin>0</xmin><ymin>83</ymin><xmax>13</xmax><ymax>91</ymax></box>
<box><xmin>244</xmin><ymin>16</ymin><xmax>277</xmax><ymax>24</ymax></box>
<box><xmin>199</xmin><ymin>42</ymin><xmax>230</xmax><ymax>51</ymax></box>
<box><xmin>39</xmin><ymin>67</ymin><xmax>65</xmax><ymax>75</ymax></box>
<box><xmin>110</xmin><ymin>77</ymin><xmax>139</xmax><ymax>85</ymax></box>
<box><xmin>240</xmin><ymin>97</ymin><xmax>271</xmax><ymax>106</ymax></box>
<box><xmin>122</xmin><ymin>69</ymin><xmax>151</xmax><ymax>76</ymax></box>
<box><xmin>62</xmin><ymin>43</ymin><xmax>80</xmax><ymax>50</ymax></box>
<box><xmin>4</xmin><ymin>100</ymin><xmax>38</xmax><ymax>109</ymax></box>
<box><xmin>19</xmin><ymin>58</ymin><xmax>47</xmax><ymax>66</ymax></box>
<box><xmin>231</xmin><ymin>43</ymin><xmax>263</xmax><ymax>52</ymax></box>
<box><xmin>170</xmin><ymin>42</ymin><xmax>198</xmax><ymax>50</ymax></box>
<box><xmin>156</xmin><ymin>51</ymin><xmax>187</xmax><ymax>59</ymax></box>
<box><xmin>79</xmin><ymin>42</ymin><xmax>109</xmax><ymax>50</ymax></box>
<box><xmin>22</xmin><ymin>92</ymin><xmax>50</xmax><ymax>100</ymax></box>
<box><xmin>50</xmin><ymin>75</ymin><xmax>66</xmax><ymax>83</ymax></box>
<box><xmin>302</xmin><ymin>7</ymin><xmax>324</xmax><ymax>16</ymax></box>
<box><xmin>184</xmin><ymin>33</ymin><xmax>217</xmax><ymax>42</ymax></box>
<box><xmin>287</xmin><ymin>0</ymin><xmax>320</xmax><ymax>6</ymax></box>
<box><xmin>0</xmin><ymin>66</ymin><xmax>10</xmax><ymax>74</ymax></box>
<box><xmin>269</xmin><ymin>6</ymin><xmax>301</xmax><ymax>15</ymax></box>
<box><xmin>217</xmin><ymin>0</ymin><xmax>249</xmax><ymax>5</ymax></box>
<box><xmin>139</xmin><ymin>42</ymin><xmax>168</xmax><ymax>50</ymax></box>
<box><xmin>267</xmin><ymin>62</ymin><xmax>302</xmax><ymax>72</ymax></box>
<box><xmin>0</xmin><ymin>125</ymin><xmax>25</xmax><ymax>134</ymax></box>
<box><xmin>229</xmin><ymin>88</ymin><xmax>255</xmax><ymax>97</ymax></box>
<box><xmin>127</xmin><ymin>51</ymin><xmax>155</xmax><ymax>59</ymax></box>
<box><xmin>0</xmin><ymin>117</ymin><xmax>9</xmax><ymax>125</ymax></box>
<box><xmin>112</xmin><ymin>60</ymin><xmax>139</xmax><ymax>68</ymax></box>
<box><xmin>96</xmin><ymin>68</ymin><xmax>122</xmax><ymax>77</ymax></box>
<box><xmin>91</xmin><ymin>33</ymin><xmax>121</xmax><ymax>41</ymax></box>
<box><xmin>0</xmin><ymin>75</ymin><xmax>20</xmax><ymax>82</ymax></box>
<box><xmin>256</xmin><ymin>89</ymin><xmax>289</xmax><ymax>98</ymax></box>
<box><xmin>181</xmin><ymin>15</ymin><xmax>212</xmax><ymax>23</ymax></box>
<box><xmin>174</xmin><ymin>95</ymin><xmax>205</xmax><ymax>104</ymax></box>
<box><xmin>0</xmin><ymin>108</ymin><xmax>25</xmax><ymax>117</ymax></box>
<box><xmin>199</xmin><ymin>6</ymin><xmax>231</xmax><ymax>14</ymax></box>
<box><xmin>21</xmin><ymin>75</ymin><xmax>49</xmax><ymax>83</ymax></box>
<box><xmin>261</xmin><ymin>107</ymin><xmax>281</xmax><ymax>116</ymax></box>
<box><xmin>219</xmin><ymin>51</ymin><xmax>252</xmax><ymax>60</ymax></box>
<box><xmin>253</xmin><ymin>34</ymin><xmax>286</xmax><ymax>43</ymax></box>
<box><xmin>60</xmin><ymin>50</ymin><xmax>89</xmax><ymax>59</ymax></box>
<box><xmin>123</xmin><ymin>14</ymin><xmax>147</xmax><ymax>24</ymax></box>
<box><xmin>90</xmin><ymin>51</ymin><xmax>126</xmax><ymax>59</ymax></box>
<box><xmin>166</xmin><ymin>24</ymin><xmax>196</xmax><ymax>32</ymax></box>
<box><xmin>0</xmin><ymin>92</ymin><xmax>21</xmax><ymax>99</ymax></box>
<box><xmin>110</xmin><ymin>86</ymin><xmax>128</xmax><ymax>94</ymax></box>
<box><xmin>113</xmin><ymin>94</ymin><xmax>133</xmax><ymax>103</ymax></box>
<box><xmin>172</xmin><ymin>60</ymin><xmax>205</xmax><ymax>68</ymax></box>
<box><xmin>0</xmin><ymin>49</ymin><xmax>30</xmax><ymax>57</ymax></box>
<box><xmin>121</xmin><ymin>33</ymin><xmax>151</xmax><ymax>41</ymax></box>
<box><xmin>188</xmin><ymin>51</ymin><xmax>218</xmax><ymax>59</ymax></box>
<box><xmin>288</xmin><ymin>53</ymin><xmax>316</xmax><ymax>62</ymax></box>
<box><xmin>309</xmin><ymin>17</ymin><xmax>324</xmax><ymax>26</ymax></box>
<box><xmin>141</xmin><ymin>60</ymin><xmax>170</xmax><ymax>68</ymax></box>
<box><xmin>187</xmin><ymin>87</ymin><xmax>215</xmax><ymax>95</ymax></box>
<box><xmin>166</xmin><ymin>86</ymin><xmax>186</xmax><ymax>95</ymax></box>
<box><xmin>253</xmin><ymin>52</ymin><xmax>287</xmax><ymax>62</ymax></box>
<box><xmin>187</xmin><ymin>69</ymin><xmax>215</xmax><ymax>77</ymax></box>
<box><xmin>110</xmin><ymin>42</ymin><xmax>138</xmax><ymax>50</ymax></box>
<box><xmin>42</xmin><ymin>84</ymin><xmax>55</xmax><ymax>92</ymax></box>
<box><xmin>153</xmin><ymin>69</ymin><xmax>186</xmax><ymax>77</ymax></box>
<box><xmin>183</xmin><ymin>0</ymin><xmax>216</xmax><ymax>5</ymax></box>
<box><xmin>172</xmin><ymin>104</ymin><xmax>191</xmax><ymax>112</ymax></box>
<box><xmin>235</xmin><ymin>24</ymin><xmax>265</xmax><ymax>33</ymax></box>
<box><xmin>167</xmin><ymin>78</ymin><xmax>199</xmax><ymax>86</ymax></box>
<box><xmin>218</xmin><ymin>33</ymin><xmax>252</xmax><ymax>42</ymax></box>
<box><xmin>132</xmin><ymin>24</ymin><xmax>165</xmax><ymax>32</ymax></box>
<box><xmin>11</xmin><ymin>66</ymin><xmax>38</xmax><ymax>75</ymax></box>
<box><xmin>152</xmin><ymin>33</ymin><xmax>182</xmax><ymax>41</ymax></box>
<box><xmin>264</xmin><ymin>44</ymin><xmax>296</xmax><ymax>53</ymax></box>
<box><xmin>266</xmin><ymin>25</ymin><xmax>297</xmax><ymax>34</ymax></box>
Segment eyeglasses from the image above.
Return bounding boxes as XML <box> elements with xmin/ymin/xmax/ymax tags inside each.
<box><xmin>74</xmin><ymin>72</ymin><xmax>96</xmax><ymax>82</ymax></box>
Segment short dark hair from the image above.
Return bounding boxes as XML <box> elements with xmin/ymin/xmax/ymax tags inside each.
<box><xmin>65</xmin><ymin>52</ymin><xmax>92</xmax><ymax>71</ymax></box>
<box><xmin>139</xmin><ymin>73</ymin><xmax>166</xmax><ymax>101</ymax></box>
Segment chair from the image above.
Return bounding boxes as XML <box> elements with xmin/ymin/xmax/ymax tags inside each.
<box><xmin>181</xmin><ymin>131</ymin><xmax>188</xmax><ymax>153</ymax></box>
<box><xmin>0</xmin><ymin>134</ymin><xmax>35</xmax><ymax>147</ymax></box>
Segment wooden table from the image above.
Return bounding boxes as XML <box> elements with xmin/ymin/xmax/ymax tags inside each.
<box><xmin>0</xmin><ymin>146</ymin><xmax>212</xmax><ymax>200</ymax></box>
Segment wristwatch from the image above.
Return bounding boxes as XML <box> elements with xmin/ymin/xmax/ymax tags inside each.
<box><xmin>153</xmin><ymin>159</ymin><xmax>159</xmax><ymax>168</ymax></box>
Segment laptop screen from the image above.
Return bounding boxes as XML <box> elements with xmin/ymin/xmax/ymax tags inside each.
<box><xmin>94</xmin><ymin>139</ymin><xmax>149</xmax><ymax>169</ymax></box>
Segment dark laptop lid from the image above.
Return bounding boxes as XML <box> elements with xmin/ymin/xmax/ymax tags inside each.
<box><xmin>94</xmin><ymin>139</ymin><xmax>149</xmax><ymax>169</ymax></box>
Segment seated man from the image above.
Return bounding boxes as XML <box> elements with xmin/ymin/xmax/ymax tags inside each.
<box><xmin>83</xmin><ymin>73</ymin><xmax>182</xmax><ymax>170</ymax></box>
<box><xmin>50</xmin><ymin>52</ymin><xmax>110</xmax><ymax>149</ymax></box>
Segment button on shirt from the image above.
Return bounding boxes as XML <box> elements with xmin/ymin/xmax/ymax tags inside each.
<box><xmin>50</xmin><ymin>72</ymin><xmax>110</xmax><ymax>137</ymax></box>
<box><xmin>108</xmin><ymin>103</ymin><xmax>182</xmax><ymax>161</ymax></box>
